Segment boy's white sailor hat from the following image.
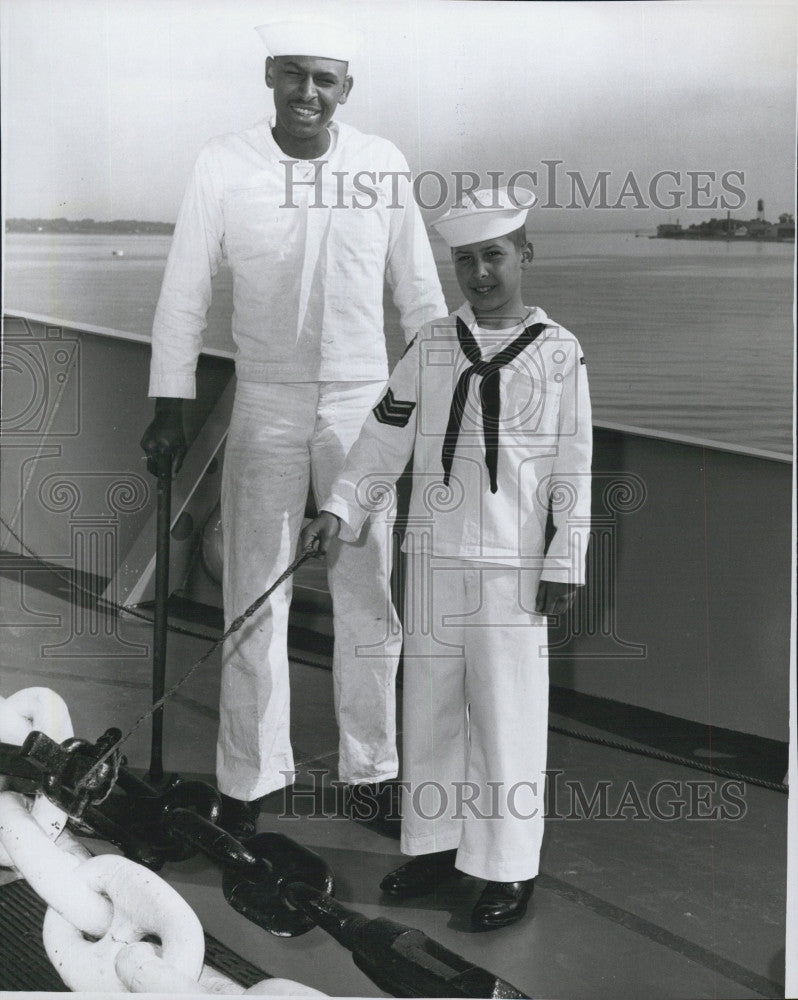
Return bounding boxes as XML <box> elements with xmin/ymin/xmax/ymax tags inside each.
<box><xmin>255</xmin><ymin>11</ymin><xmax>360</xmax><ymax>63</ymax></box>
<box><xmin>432</xmin><ymin>187</ymin><xmax>536</xmax><ymax>248</ymax></box>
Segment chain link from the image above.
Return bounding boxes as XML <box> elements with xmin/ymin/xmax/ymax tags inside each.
<box><xmin>42</xmin><ymin>853</ymin><xmax>205</xmax><ymax>992</ymax></box>
<box><xmin>0</xmin><ymin>790</ymin><xmax>91</xmax><ymax>871</ymax></box>
<box><xmin>0</xmin><ymin>688</ymin><xmax>74</xmax><ymax>745</ymax></box>
<box><xmin>115</xmin><ymin>945</ymin><xmax>326</xmax><ymax>995</ymax></box>
<box><xmin>0</xmin><ymin>791</ymin><xmax>108</xmax><ymax>934</ymax></box>
<box><xmin>0</xmin><ymin>687</ymin><xmax>324</xmax><ymax>995</ymax></box>
<box><xmin>0</xmin><ymin>680</ymin><xmax>529</xmax><ymax>997</ymax></box>
<box><xmin>115</xmin><ymin>942</ymin><xmax>211</xmax><ymax>993</ymax></box>
<box><xmin>0</xmin><ymin>689</ymin><xmax>75</xmax><ymax>866</ymax></box>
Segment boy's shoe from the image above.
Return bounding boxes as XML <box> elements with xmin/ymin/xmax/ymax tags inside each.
<box><xmin>345</xmin><ymin>781</ymin><xmax>402</xmax><ymax>837</ymax></box>
<box><xmin>379</xmin><ymin>848</ymin><xmax>461</xmax><ymax>897</ymax></box>
<box><xmin>218</xmin><ymin>793</ymin><xmax>261</xmax><ymax>840</ymax></box>
<box><xmin>471</xmin><ymin>879</ymin><xmax>534</xmax><ymax>929</ymax></box>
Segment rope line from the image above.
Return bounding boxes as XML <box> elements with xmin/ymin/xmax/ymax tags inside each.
<box><xmin>74</xmin><ymin>551</ymin><xmax>312</xmax><ymax>788</ymax></box>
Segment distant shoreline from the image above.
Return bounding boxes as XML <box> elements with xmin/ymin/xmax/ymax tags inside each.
<box><xmin>6</xmin><ymin>219</ymin><xmax>661</xmax><ymax>238</ymax></box>
<box><xmin>5</xmin><ymin>218</ymin><xmax>175</xmax><ymax>235</ymax></box>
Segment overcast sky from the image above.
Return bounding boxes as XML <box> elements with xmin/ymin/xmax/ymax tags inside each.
<box><xmin>1</xmin><ymin>0</ymin><xmax>796</xmax><ymax>231</ymax></box>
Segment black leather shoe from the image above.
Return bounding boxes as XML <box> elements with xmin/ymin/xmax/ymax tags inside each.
<box><xmin>380</xmin><ymin>849</ymin><xmax>460</xmax><ymax>897</ymax></box>
<box><xmin>346</xmin><ymin>781</ymin><xmax>402</xmax><ymax>836</ymax></box>
<box><xmin>218</xmin><ymin>794</ymin><xmax>260</xmax><ymax>840</ymax></box>
<box><xmin>471</xmin><ymin>879</ymin><xmax>534</xmax><ymax>929</ymax></box>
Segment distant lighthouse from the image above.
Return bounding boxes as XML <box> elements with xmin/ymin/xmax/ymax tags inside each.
<box><xmin>757</xmin><ymin>199</ymin><xmax>765</xmax><ymax>221</ymax></box>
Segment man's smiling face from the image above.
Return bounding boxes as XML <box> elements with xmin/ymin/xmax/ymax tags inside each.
<box><xmin>266</xmin><ymin>55</ymin><xmax>352</xmax><ymax>152</ymax></box>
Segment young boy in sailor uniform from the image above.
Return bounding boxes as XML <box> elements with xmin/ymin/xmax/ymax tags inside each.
<box><xmin>301</xmin><ymin>188</ymin><xmax>592</xmax><ymax>929</ymax></box>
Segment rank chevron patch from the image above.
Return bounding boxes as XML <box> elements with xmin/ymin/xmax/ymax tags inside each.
<box><xmin>373</xmin><ymin>388</ymin><xmax>416</xmax><ymax>427</ymax></box>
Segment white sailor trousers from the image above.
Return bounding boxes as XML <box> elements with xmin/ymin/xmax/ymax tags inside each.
<box><xmin>217</xmin><ymin>380</ymin><xmax>401</xmax><ymax>800</ymax></box>
<box><xmin>400</xmin><ymin>555</ymin><xmax>550</xmax><ymax>882</ymax></box>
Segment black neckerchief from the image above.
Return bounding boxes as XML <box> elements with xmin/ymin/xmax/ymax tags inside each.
<box><xmin>441</xmin><ymin>316</ymin><xmax>546</xmax><ymax>494</ymax></box>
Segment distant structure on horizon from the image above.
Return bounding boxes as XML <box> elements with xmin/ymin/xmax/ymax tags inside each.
<box><xmin>654</xmin><ymin>201</ymin><xmax>794</xmax><ymax>242</ymax></box>
<box><xmin>4</xmin><ymin>218</ymin><xmax>175</xmax><ymax>235</ymax></box>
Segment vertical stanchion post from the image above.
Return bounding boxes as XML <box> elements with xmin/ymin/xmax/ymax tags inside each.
<box><xmin>148</xmin><ymin>450</ymin><xmax>173</xmax><ymax>785</ymax></box>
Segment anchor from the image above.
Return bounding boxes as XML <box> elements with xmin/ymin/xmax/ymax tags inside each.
<box><xmin>1</xmin><ymin>736</ymin><xmax>528</xmax><ymax>997</ymax></box>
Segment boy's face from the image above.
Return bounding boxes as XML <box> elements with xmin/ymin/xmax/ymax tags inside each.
<box><xmin>266</xmin><ymin>55</ymin><xmax>352</xmax><ymax>143</ymax></box>
<box><xmin>452</xmin><ymin>234</ymin><xmax>531</xmax><ymax>324</ymax></box>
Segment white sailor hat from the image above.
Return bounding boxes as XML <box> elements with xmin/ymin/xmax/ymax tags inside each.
<box><xmin>255</xmin><ymin>17</ymin><xmax>360</xmax><ymax>63</ymax></box>
<box><xmin>432</xmin><ymin>187</ymin><xmax>537</xmax><ymax>248</ymax></box>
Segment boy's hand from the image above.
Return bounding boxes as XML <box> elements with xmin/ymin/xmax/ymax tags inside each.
<box><xmin>301</xmin><ymin>512</ymin><xmax>341</xmax><ymax>557</ymax></box>
<box><xmin>536</xmin><ymin>580</ymin><xmax>580</xmax><ymax>616</ymax></box>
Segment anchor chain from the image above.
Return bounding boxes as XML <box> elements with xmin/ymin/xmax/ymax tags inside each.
<box><xmin>0</xmin><ymin>789</ymin><xmax>324</xmax><ymax>994</ymax></box>
<box><xmin>0</xmin><ymin>687</ymin><xmax>323</xmax><ymax>996</ymax></box>
<box><xmin>0</xmin><ymin>684</ymin><xmax>530</xmax><ymax>998</ymax></box>
<box><xmin>0</xmin><ymin>688</ymin><xmax>80</xmax><ymax>865</ymax></box>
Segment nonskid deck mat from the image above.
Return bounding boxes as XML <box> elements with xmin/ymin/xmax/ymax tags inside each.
<box><xmin>0</xmin><ymin>876</ymin><xmax>272</xmax><ymax>991</ymax></box>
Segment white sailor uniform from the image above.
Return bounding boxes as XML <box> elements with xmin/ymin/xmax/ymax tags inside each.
<box><xmin>149</xmin><ymin>117</ymin><xmax>446</xmax><ymax>799</ymax></box>
<box><xmin>323</xmin><ymin>303</ymin><xmax>592</xmax><ymax>881</ymax></box>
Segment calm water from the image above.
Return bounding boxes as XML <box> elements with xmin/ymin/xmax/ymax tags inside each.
<box><xmin>4</xmin><ymin>232</ymin><xmax>794</xmax><ymax>454</ymax></box>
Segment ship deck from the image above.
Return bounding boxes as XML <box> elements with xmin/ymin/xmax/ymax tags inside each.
<box><xmin>0</xmin><ymin>558</ymin><xmax>788</xmax><ymax>999</ymax></box>
<box><xmin>0</xmin><ymin>312</ymin><xmax>792</xmax><ymax>997</ymax></box>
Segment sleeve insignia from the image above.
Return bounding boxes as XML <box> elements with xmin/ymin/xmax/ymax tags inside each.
<box><xmin>580</xmin><ymin>356</ymin><xmax>587</xmax><ymax>365</ymax></box>
<box><xmin>373</xmin><ymin>388</ymin><xmax>416</xmax><ymax>427</ymax></box>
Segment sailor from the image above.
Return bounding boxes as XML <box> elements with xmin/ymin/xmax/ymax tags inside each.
<box><xmin>302</xmin><ymin>188</ymin><xmax>593</xmax><ymax>928</ymax></box>
<box><xmin>141</xmin><ymin>9</ymin><xmax>446</xmax><ymax>837</ymax></box>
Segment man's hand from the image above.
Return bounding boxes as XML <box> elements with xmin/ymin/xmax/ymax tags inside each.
<box><xmin>140</xmin><ymin>398</ymin><xmax>187</xmax><ymax>476</ymax></box>
<box><xmin>300</xmin><ymin>512</ymin><xmax>341</xmax><ymax>557</ymax></box>
<box><xmin>535</xmin><ymin>580</ymin><xmax>580</xmax><ymax>616</ymax></box>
